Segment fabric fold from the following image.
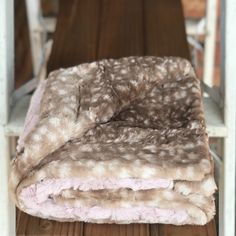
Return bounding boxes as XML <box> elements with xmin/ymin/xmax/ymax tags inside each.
<box><xmin>10</xmin><ymin>56</ymin><xmax>216</xmax><ymax>225</ymax></box>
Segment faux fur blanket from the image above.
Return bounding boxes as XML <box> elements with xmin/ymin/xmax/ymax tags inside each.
<box><xmin>9</xmin><ymin>57</ymin><xmax>216</xmax><ymax>225</ymax></box>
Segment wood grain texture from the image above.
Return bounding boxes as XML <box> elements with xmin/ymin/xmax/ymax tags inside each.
<box><xmin>17</xmin><ymin>211</ymin><xmax>216</xmax><ymax>236</ymax></box>
<box><xmin>159</xmin><ymin>224</ymin><xmax>208</xmax><ymax>236</ymax></box>
<box><xmin>96</xmin><ymin>0</ymin><xmax>144</xmax><ymax>59</ymax></box>
<box><xmin>150</xmin><ymin>221</ymin><xmax>217</xmax><ymax>236</ymax></box>
<box><xmin>144</xmin><ymin>0</ymin><xmax>190</xmax><ymax>59</ymax></box>
<box><xmin>14</xmin><ymin>0</ymin><xmax>33</xmax><ymax>88</ymax></box>
<box><xmin>84</xmin><ymin>223</ymin><xmax>149</xmax><ymax>236</ymax></box>
<box><xmin>47</xmin><ymin>0</ymin><xmax>101</xmax><ymax>71</ymax></box>
<box><xmin>47</xmin><ymin>0</ymin><xmax>190</xmax><ymax>73</ymax></box>
<box><xmin>17</xmin><ymin>211</ymin><xmax>84</xmax><ymax>236</ymax></box>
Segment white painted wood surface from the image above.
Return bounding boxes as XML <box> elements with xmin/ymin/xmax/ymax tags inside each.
<box><xmin>0</xmin><ymin>128</ymin><xmax>16</xmax><ymax>236</ymax></box>
<box><xmin>185</xmin><ymin>18</ymin><xmax>205</xmax><ymax>36</ymax></box>
<box><xmin>12</xmin><ymin>78</ymin><xmax>38</xmax><ymax>104</ymax></box>
<box><xmin>0</xmin><ymin>0</ymin><xmax>14</xmax><ymax>125</ymax></box>
<box><xmin>185</xmin><ymin>0</ymin><xmax>217</xmax><ymax>87</ymax></box>
<box><xmin>26</xmin><ymin>0</ymin><xmax>44</xmax><ymax>76</ymax></box>
<box><xmin>202</xmin><ymin>82</ymin><xmax>224</xmax><ymax>108</ymax></box>
<box><xmin>0</xmin><ymin>0</ymin><xmax>16</xmax><ymax>235</ymax></box>
<box><xmin>5</xmin><ymin>95</ymin><xmax>31</xmax><ymax>136</ymax></box>
<box><xmin>203</xmin><ymin>97</ymin><xmax>227</xmax><ymax>137</ymax></box>
<box><xmin>219</xmin><ymin>0</ymin><xmax>236</xmax><ymax>236</ymax></box>
<box><xmin>42</xmin><ymin>17</ymin><xmax>57</xmax><ymax>32</ymax></box>
<box><xmin>203</xmin><ymin>0</ymin><xmax>217</xmax><ymax>87</ymax></box>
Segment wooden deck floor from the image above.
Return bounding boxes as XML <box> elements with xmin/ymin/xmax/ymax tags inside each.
<box><xmin>17</xmin><ymin>211</ymin><xmax>216</xmax><ymax>236</ymax></box>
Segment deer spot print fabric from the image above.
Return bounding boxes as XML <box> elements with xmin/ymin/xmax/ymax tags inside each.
<box><xmin>9</xmin><ymin>57</ymin><xmax>216</xmax><ymax>225</ymax></box>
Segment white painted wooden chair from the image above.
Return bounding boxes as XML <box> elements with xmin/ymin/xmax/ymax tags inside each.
<box><xmin>0</xmin><ymin>0</ymin><xmax>235</xmax><ymax>235</ymax></box>
<box><xmin>185</xmin><ymin>0</ymin><xmax>218</xmax><ymax>87</ymax></box>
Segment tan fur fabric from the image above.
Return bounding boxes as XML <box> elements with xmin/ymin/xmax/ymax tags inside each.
<box><xmin>9</xmin><ymin>56</ymin><xmax>216</xmax><ymax>225</ymax></box>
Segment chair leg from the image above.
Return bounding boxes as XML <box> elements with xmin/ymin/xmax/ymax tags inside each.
<box><xmin>25</xmin><ymin>0</ymin><xmax>45</xmax><ymax>76</ymax></box>
<box><xmin>218</xmin><ymin>156</ymin><xmax>224</xmax><ymax>236</ymax></box>
<box><xmin>219</xmin><ymin>136</ymin><xmax>236</xmax><ymax>236</ymax></box>
<box><xmin>0</xmin><ymin>126</ymin><xmax>16</xmax><ymax>236</ymax></box>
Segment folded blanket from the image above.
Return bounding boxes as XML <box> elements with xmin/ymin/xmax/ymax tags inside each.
<box><xmin>9</xmin><ymin>56</ymin><xmax>216</xmax><ymax>225</ymax></box>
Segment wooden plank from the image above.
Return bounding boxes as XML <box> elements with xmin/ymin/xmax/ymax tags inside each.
<box><xmin>83</xmin><ymin>223</ymin><xmax>149</xmax><ymax>236</ymax></box>
<box><xmin>0</xmin><ymin>126</ymin><xmax>16</xmax><ymax>236</ymax></box>
<box><xmin>42</xmin><ymin>17</ymin><xmax>57</xmax><ymax>33</ymax></box>
<box><xmin>17</xmin><ymin>210</ymin><xmax>83</xmax><ymax>236</ymax></box>
<box><xmin>97</xmin><ymin>0</ymin><xmax>144</xmax><ymax>59</ymax></box>
<box><xmin>16</xmin><ymin>211</ymin><xmax>28</xmax><ymax>234</ymax></box>
<box><xmin>25</xmin><ymin>0</ymin><xmax>44</xmax><ymax>75</ymax></box>
<box><xmin>47</xmin><ymin>0</ymin><xmax>101</xmax><ymax>73</ymax></box>
<box><xmin>206</xmin><ymin>220</ymin><xmax>217</xmax><ymax>236</ymax></box>
<box><xmin>144</xmin><ymin>0</ymin><xmax>190</xmax><ymax>60</ymax></box>
<box><xmin>48</xmin><ymin>0</ymin><xmax>190</xmax><ymax>73</ymax></box>
<box><xmin>25</xmin><ymin>214</ymin><xmax>41</xmax><ymax>235</ymax></box>
<box><xmin>203</xmin><ymin>0</ymin><xmax>217</xmax><ymax>87</ymax></box>
<box><xmin>51</xmin><ymin>221</ymin><xmax>62</xmax><ymax>235</ymax></box>
<box><xmin>150</xmin><ymin>221</ymin><xmax>217</xmax><ymax>236</ymax></box>
<box><xmin>12</xmin><ymin>78</ymin><xmax>37</xmax><ymax>104</ymax></box>
<box><xmin>156</xmin><ymin>220</ymin><xmax>216</xmax><ymax>236</ymax></box>
<box><xmin>14</xmin><ymin>0</ymin><xmax>33</xmax><ymax>89</ymax></box>
<box><xmin>17</xmin><ymin>211</ymin><xmax>217</xmax><ymax>236</ymax></box>
<box><xmin>149</xmin><ymin>224</ymin><xmax>160</xmax><ymax>236</ymax></box>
